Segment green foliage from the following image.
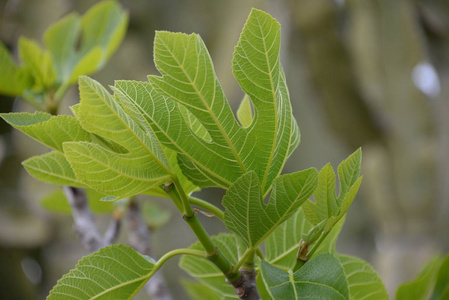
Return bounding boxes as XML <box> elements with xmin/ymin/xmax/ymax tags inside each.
<box><xmin>0</xmin><ymin>42</ymin><xmax>32</xmax><ymax>96</ymax></box>
<box><xmin>47</xmin><ymin>244</ymin><xmax>154</xmax><ymax>300</ymax></box>
<box><xmin>0</xmin><ymin>5</ymin><xmax>397</xmax><ymax>300</ymax></box>
<box><xmin>223</xmin><ymin>169</ymin><xmax>317</xmax><ymax>249</ymax></box>
<box><xmin>261</xmin><ymin>254</ymin><xmax>349</xmax><ymax>299</ymax></box>
<box><xmin>44</xmin><ymin>0</ymin><xmax>128</xmax><ymax>85</ymax></box>
<box><xmin>147</xmin><ymin>8</ymin><xmax>299</xmax><ymax>192</ymax></box>
<box><xmin>337</xmin><ymin>255</ymin><xmax>388</xmax><ymax>300</ymax></box>
<box><xmin>396</xmin><ymin>253</ymin><xmax>449</xmax><ymax>300</ymax></box>
<box><xmin>180</xmin><ymin>234</ymin><xmax>240</xmax><ymax>299</ymax></box>
<box><xmin>0</xmin><ymin>0</ymin><xmax>127</xmax><ymax>111</ymax></box>
<box><xmin>301</xmin><ymin>148</ymin><xmax>362</xmax><ymax>247</ymax></box>
<box><xmin>265</xmin><ymin>209</ymin><xmax>345</xmax><ymax>270</ymax></box>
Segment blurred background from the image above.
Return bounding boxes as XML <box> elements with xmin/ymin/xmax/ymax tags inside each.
<box><xmin>0</xmin><ymin>0</ymin><xmax>448</xmax><ymax>299</ymax></box>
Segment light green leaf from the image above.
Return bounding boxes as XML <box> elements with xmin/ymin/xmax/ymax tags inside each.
<box><xmin>0</xmin><ymin>112</ymin><xmax>91</xmax><ymax>152</ymax></box>
<box><xmin>339</xmin><ymin>176</ymin><xmax>363</xmax><ymax>217</ymax></box>
<box><xmin>265</xmin><ymin>209</ymin><xmax>312</xmax><ymax>269</ymax></box>
<box><xmin>180</xmin><ymin>234</ymin><xmax>239</xmax><ymax>299</ymax></box>
<box><xmin>0</xmin><ymin>41</ymin><xmax>32</xmax><ymax>96</ymax></box>
<box><xmin>64</xmin><ymin>76</ymin><xmax>171</xmax><ymax>197</ymax></box>
<box><xmin>338</xmin><ymin>148</ymin><xmax>362</xmax><ymax>202</ymax></box>
<box><xmin>182</xmin><ymin>280</ymin><xmax>222</xmax><ymax>300</ymax></box>
<box><xmin>431</xmin><ymin>253</ymin><xmax>449</xmax><ymax>300</ymax></box>
<box><xmin>265</xmin><ymin>209</ymin><xmax>345</xmax><ymax>270</ymax></box>
<box><xmin>68</xmin><ymin>47</ymin><xmax>103</xmax><ymax>83</ymax></box>
<box><xmin>236</xmin><ymin>95</ymin><xmax>253</xmax><ymax>128</ymax></box>
<box><xmin>79</xmin><ymin>0</ymin><xmax>128</xmax><ymax>64</ymax></box>
<box><xmin>40</xmin><ymin>188</ymin><xmax>113</xmax><ymax>214</ymax></box>
<box><xmin>337</xmin><ymin>254</ymin><xmax>388</xmax><ymax>300</ymax></box>
<box><xmin>145</xmin><ymin>8</ymin><xmax>299</xmax><ymax>193</ymax></box>
<box><xmin>43</xmin><ymin>13</ymin><xmax>79</xmax><ymax>83</ymax></box>
<box><xmin>223</xmin><ymin>168</ymin><xmax>318</xmax><ymax>249</ymax></box>
<box><xmin>23</xmin><ymin>152</ymin><xmax>85</xmax><ymax>187</ymax></box>
<box><xmin>113</xmin><ymin>79</ymin><xmax>232</xmax><ymax>188</ymax></box>
<box><xmin>148</xmin><ymin>31</ymin><xmax>246</xmax><ymax>188</ymax></box>
<box><xmin>47</xmin><ymin>244</ymin><xmax>154</xmax><ymax>300</ymax></box>
<box><xmin>302</xmin><ymin>163</ymin><xmax>338</xmax><ymax>225</ymax></box>
<box><xmin>303</xmin><ymin>149</ymin><xmax>362</xmax><ymax>229</ymax></box>
<box><xmin>44</xmin><ymin>0</ymin><xmax>128</xmax><ymax>84</ymax></box>
<box><xmin>396</xmin><ymin>255</ymin><xmax>441</xmax><ymax>300</ymax></box>
<box><xmin>312</xmin><ymin>216</ymin><xmax>345</xmax><ymax>255</ymax></box>
<box><xmin>260</xmin><ymin>254</ymin><xmax>349</xmax><ymax>300</ymax></box>
<box><xmin>18</xmin><ymin>37</ymin><xmax>56</xmax><ymax>89</ymax></box>
<box><xmin>232</xmin><ymin>8</ymin><xmax>300</xmax><ymax>193</ymax></box>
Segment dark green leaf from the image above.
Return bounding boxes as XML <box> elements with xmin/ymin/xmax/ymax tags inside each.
<box><xmin>261</xmin><ymin>254</ymin><xmax>349</xmax><ymax>300</ymax></box>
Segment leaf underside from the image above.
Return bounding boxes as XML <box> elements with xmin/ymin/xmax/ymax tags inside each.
<box><xmin>47</xmin><ymin>244</ymin><xmax>154</xmax><ymax>300</ymax></box>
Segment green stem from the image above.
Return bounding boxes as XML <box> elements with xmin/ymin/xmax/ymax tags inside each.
<box><xmin>54</xmin><ymin>82</ymin><xmax>70</xmax><ymax>103</ymax></box>
<box><xmin>234</xmin><ymin>248</ymin><xmax>254</xmax><ymax>272</ymax></box>
<box><xmin>292</xmin><ymin>259</ymin><xmax>305</xmax><ymax>272</ymax></box>
<box><xmin>234</xmin><ymin>246</ymin><xmax>265</xmax><ymax>273</ymax></box>
<box><xmin>171</xmin><ymin>176</ymin><xmax>194</xmax><ymax>217</ymax></box>
<box><xmin>188</xmin><ymin>196</ymin><xmax>225</xmax><ymax>221</ymax></box>
<box><xmin>151</xmin><ymin>248</ymin><xmax>207</xmax><ymax>274</ymax></box>
<box><xmin>242</xmin><ymin>250</ymin><xmax>256</xmax><ymax>270</ymax></box>
<box><xmin>165</xmin><ymin>176</ymin><xmax>241</xmax><ymax>283</ymax></box>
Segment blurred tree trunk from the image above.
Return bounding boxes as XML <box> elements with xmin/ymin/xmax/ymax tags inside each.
<box><xmin>291</xmin><ymin>0</ymin><xmax>445</xmax><ymax>293</ymax></box>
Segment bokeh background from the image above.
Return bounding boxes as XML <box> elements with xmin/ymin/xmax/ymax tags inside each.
<box><xmin>1</xmin><ymin>0</ymin><xmax>448</xmax><ymax>299</ymax></box>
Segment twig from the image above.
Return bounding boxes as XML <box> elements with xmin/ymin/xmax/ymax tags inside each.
<box><xmin>229</xmin><ymin>269</ymin><xmax>261</xmax><ymax>300</ymax></box>
<box><xmin>63</xmin><ymin>186</ymin><xmax>121</xmax><ymax>251</ymax></box>
<box><xmin>127</xmin><ymin>199</ymin><xmax>172</xmax><ymax>300</ymax></box>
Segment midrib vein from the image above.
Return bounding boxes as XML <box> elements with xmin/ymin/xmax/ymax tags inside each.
<box><xmin>160</xmin><ymin>38</ymin><xmax>247</xmax><ymax>174</ymax></box>
<box><xmin>118</xmin><ymin>89</ymin><xmax>233</xmax><ymax>187</ymax></box>
<box><xmin>85</xmin><ymin>82</ymin><xmax>171</xmax><ymax>175</ymax></box>
<box><xmin>258</xmin><ymin>23</ymin><xmax>279</xmax><ymax>193</ymax></box>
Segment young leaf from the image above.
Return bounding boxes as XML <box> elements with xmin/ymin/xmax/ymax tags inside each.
<box><xmin>23</xmin><ymin>152</ymin><xmax>85</xmax><ymax>188</ymax></box>
<box><xmin>43</xmin><ymin>13</ymin><xmax>79</xmax><ymax>83</ymax></box>
<box><xmin>302</xmin><ymin>163</ymin><xmax>338</xmax><ymax>225</ymax></box>
<box><xmin>179</xmin><ymin>234</ymin><xmax>239</xmax><ymax>299</ymax></box>
<box><xmin>113</xmin><ymin>80</ymin><xmax>237</xmax><ymax>188</ymax></box>
<box><xmin>260</xmin><ymin>254</ymin><xmax>349</xmax><ymax>300</ymax></box>
<box><xmin>265</xmin><ymin>209</ymin><xmax>345</xmax><ymax>270</ymax></box>
<box><xmin>337</xmin><ymin>255</ymin><xmax>388</xmax><ymax>300</ymax></box>
<box><xmin>47</xmin><ymin>244</ymin><xmax>154</xmax><ymax>300</ymax></box>
<box><xmin>43</xmin><ymin>0</ymin><xmax>128</xmax><ymax>84</ymax></box>
<box><xmin>232</xmin><ymin>8</ymin><xmax>300</xmax><ymax>193</ymax></box>
<box><xmin>223</xmin><ymin>168</ymin><xmax>318</xmax><ymax>249</ymax></box>
<box><xmin>302</xmin><ymin>148</ymin><xmax>362</xmax><ymax>230</ymax></box>
<box><xmin>236</xmin><ymin>95</ymin><xmax>253</xmax><ymax>128</ymax></box>
<box><xmin>63</xmin><ymin>76</ymin><xmax>171</xmax><ymax>197</ymax></box>
<box><xmin>18</xmin><ymin>37</ymin><xmax>56</xmax><ymax>90</ymax></box>
<box><xmin>78</xmin><ymin>0</ymin><xmax>128</xmax><ymax>65</ymax></box>
<box><xmin>146</xmin><ymin>8</ymin><xmax>300</xmax><ymax>193</ymax></box>
<box><xmin>110</xmin><ymin>82</ymin><xmax>200</xmax><ymax>195</ymax></box>
<box><xmin>0</xmin><ymin>112</ymin><xmax>91</xmax><ymax>152</ymax></box>
<box><xmin>0</xmin><ymin>41</ymin><xmax>32</xmax><ymax>96</ymax></box>
<box><xmin>337</xmin><ymin>147</ymin><xmax>362</xmax><ymax>202</ymax></box>
<box><xmin>148</xmin><ymin>30</ymin><xmax>247</xmax><ymax>188</ymax></box>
